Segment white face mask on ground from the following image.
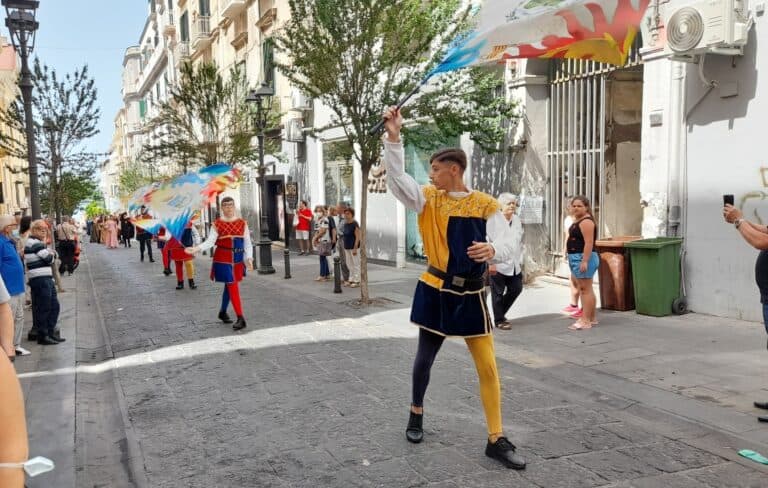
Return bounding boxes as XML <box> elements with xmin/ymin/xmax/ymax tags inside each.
<box><xmin>0</xmin><ymin>456</ymin><xmax>55</xmax><ymax>477</ymax></box>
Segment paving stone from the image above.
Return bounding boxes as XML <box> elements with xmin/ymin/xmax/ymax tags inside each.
<box><xmin>568</xmin><ymin>449</ymin><xmax>662</xmax><ymax>482</ymax></box>
<box><xmin>617</xmin><ymin>441</ymin><xmax>725</xmax><ymax>473</ymax></box>
<box><xmin>521</xmin><ymin>458</ymin><xmax>609</xmax><ymax>488</ymax></box>
<box><xmin>404</xmin><ymin>447</ymin><xmax>486</xmax><ymax>483</ymax></box>
<box><xmin>684</xmin><ymin>462</ymin><xmax>768</xmax><ymax>488</ymax></box>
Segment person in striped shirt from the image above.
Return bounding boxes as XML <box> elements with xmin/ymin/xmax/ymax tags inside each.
<box><xmin>23</xmin><ymin>220</ymin><xmax>63</xmax><ymax>346</ymax></box>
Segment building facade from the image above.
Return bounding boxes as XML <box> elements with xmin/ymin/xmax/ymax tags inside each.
<box><xmin>0</xmin><ymin>37</ymin><xmax>30</xmax><ymax>215</ymax></box>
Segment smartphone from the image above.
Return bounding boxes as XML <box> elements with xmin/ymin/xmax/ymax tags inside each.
<box><xmin>723</xmin><ymin>194</ymin><xmax>735</xmax><ymax>206</ymax></box>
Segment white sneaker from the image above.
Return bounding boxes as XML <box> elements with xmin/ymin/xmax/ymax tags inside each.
<box><xmin>14</xmin><ymin>346</ymin><xmax>31</xmax><ymax>356</ymax></box>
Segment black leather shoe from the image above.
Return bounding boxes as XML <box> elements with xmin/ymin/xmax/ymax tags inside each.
<box><xmin>140</xmin><ymin>256</ymin><xmax>144</xmax><ymax>262</ymax></box>
<box><xmin>163</xmin><ymin>268</ymin><xmax>172</xmax><ymax>276</ymax></box>
<box><xmin>188</xmin><ymin>279</ymin><xmax>197</xmax><ymax>290</ymax></box>
<box><xmin>233</xmin><ymin>316</ymin><xmax>246</xmax><ymax>330</ymax></box>
<box><xmin>149</xmin><ymin>258</ymin><xmax>155</xmax><ymax>263</ymax></box>
<box><xmin>176</xmin><ymin>281</ymin><xmax>184</xmax><ymax>290</ymax></box>
<box><xmin>27</xmin><ymin>332</ymin><xmax>38</xmax><ymax>342</ymax></box>
<box><xmin>37</xmin><ymin>336</ymin><xmax>59</xmax><ymax>345</ymax></box>
<box><xmin>759</xmin><ymin>415</ymin><xmax>768</xmax><ymax>423</ymax></box>
<box><xmin>218</xmin><ymin>311</ymin><xmax>233</xmax><ymax>324</ymax></box>
<box><xmin>405</xmin><ymin>411</ymin><xmax>424</xmax><ymax>444</ymax></box>
<box><xmin>754</xmin><ymin>402</ymin><xmax>768</xmax><ymax>410</ymax></box>
<box><xmin>52</xmin><ymin>331</ymin><xmax>65</xmax><ymax>342</ymax></box>
<box><xmin>485</xmin><ymin>437</ymin><xmax>526</xmax><ymax>470</ymax></box>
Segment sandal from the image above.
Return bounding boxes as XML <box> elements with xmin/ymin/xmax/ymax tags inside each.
<box><xmin>314</xmin><ymin>276</ymin><xmax>324</xmax><ymax>281</ymax></box>
<box><xmin>349</xmin><ymin>282</ymin><xmax>360</xmax><ymax>287</ymax></box>
<box><xmin>568</xmin><ymin>321</ymin><xmax>592</xmax><ymax>331</ymax></box>
<box><xmin>496</xmin><ymin>321</ymin><xmax>512</xmax><ymax>330</ymax></box>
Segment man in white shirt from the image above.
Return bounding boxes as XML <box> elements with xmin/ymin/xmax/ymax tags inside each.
<box><xmin>488</xmin><ymin>193</ymin><xmax>524</xmax><ymax>330</ymax></box>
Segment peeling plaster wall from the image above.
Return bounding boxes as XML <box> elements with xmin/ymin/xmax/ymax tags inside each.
<box><xmin>641</xmin><ymin>13</ymin><xmax>767</xmax><ymax>320</ymax></box>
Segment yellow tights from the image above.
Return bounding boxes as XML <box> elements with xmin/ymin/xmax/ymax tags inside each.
<box><xmin>465</xmin><ymin>334</ymin><xmax>503</xmax><ymax>436</ymax></box>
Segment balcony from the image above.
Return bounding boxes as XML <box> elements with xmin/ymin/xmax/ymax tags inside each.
<box><xmin>220</xmin><ymin>0</ymin><xmax>246</xmax><ymax>20</ymax></box>
<box><xmin>191</xmin><ymin>15</ymin><xmax>212</xmax><ymax>51</ymax></box>
<box><xmin>163</xmin><ymin>12</ymin><xmax>175</xmax><ymax>35</ymax></box>
<box><xmin>175</xmin><ymin>41</ymin><xmax>190</xmax><ymax>66</ymax></box>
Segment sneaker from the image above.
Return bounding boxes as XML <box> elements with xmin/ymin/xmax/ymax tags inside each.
<box><xmin>562</xmin><ymin>304</ymin><xmax>580</xmax><ymax>314</ymax></box>
<box><xmin>14</xmin><ymin>346</ymin><xmax>31</xmax><ymax>356</ymax></box>
<box><xmin>570</xmin><ymin>309</ymin><xmax>583</xmax><ymax>319</ymax></box>
<box><xmin>485</xmin><ymin>437</ymin><xmax>526</xmax><ymax>469</ymax></box>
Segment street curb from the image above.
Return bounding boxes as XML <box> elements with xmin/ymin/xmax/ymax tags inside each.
<box><xmin>83</xmin><ymin>249</ymin><xmax>150</xmax><ymax>488</ymax></box>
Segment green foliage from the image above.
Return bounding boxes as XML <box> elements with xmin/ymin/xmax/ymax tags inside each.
<box><xmin>275</xmin><ymin>0</ymin><xmax>518</xmax><ymax>300</ymax></box>
<box><xmin>143</xmin><ymin>62</ymin><xmax>281</xmax><ymax>173</ymax></box>
<box><xmin>41</xmin><ymin>172</ymin><xmax>96</xmax><ymax>217</ymax></box>
<box><xmin>118</xmin><ymin>160</ymin><xmax>151</xmax><ymax>195</ymax></box>
<box><xmin>0</xmin><ymin>58</ymin><xmax>102</xmax><ymax>220</ymax></box>
<box><xmin>84</xmin><ymin>200</ymin><xmax>107</xmax><ymax>219</ymax></box>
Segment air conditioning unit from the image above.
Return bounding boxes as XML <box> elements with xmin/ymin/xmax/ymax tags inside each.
<box><xmin>663</xmin><ymin>0</ymin><xmax>752</xmax><ymax>59</ymax></box>
<box><xmin>285</xmin><ymin>118</ymin><xmax>305</xmax><ymax>142</ymax></box>
<box><xmin>290</xmin><ymin>89</ymin><xmax>312</xmax><ymax>112</ymax></box>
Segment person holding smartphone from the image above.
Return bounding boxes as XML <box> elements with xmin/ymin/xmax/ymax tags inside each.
<box><xmin>723</xmin><ymin>195</ymin><xmax>768</xmax><ymax>422</ymax></box>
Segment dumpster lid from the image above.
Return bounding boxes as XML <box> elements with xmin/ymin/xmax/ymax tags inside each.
<box><xmin>624</xmin><ymin>237</ymin><xmax>683</xmax><ymax>249</ymax></box>
<box><xmin>595</xmin><ymin>236</ymin><xmax>642</xmax><ymax>248</ymax></box>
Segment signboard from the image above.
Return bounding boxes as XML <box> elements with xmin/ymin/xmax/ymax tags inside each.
<box><xmin>519</xmin><ymin>196</ymin><xmax>544</xmax><ymax>224</ymax></box>
<box><xmin>285</xmin><ymin>181</ymin><xmax>299</xmax><ymax>211</ymax></box>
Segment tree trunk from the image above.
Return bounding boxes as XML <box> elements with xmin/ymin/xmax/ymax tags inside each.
<box><xmin>359</xmin><ymin>163</ymin><xmax>371</xmax><ymax>304</ymax></box>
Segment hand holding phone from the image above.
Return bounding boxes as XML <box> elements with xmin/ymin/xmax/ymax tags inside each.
<box><xmin>723</xmin><ymin>194</ymin><xmax>734</xmax><ymax>207</ymax></box>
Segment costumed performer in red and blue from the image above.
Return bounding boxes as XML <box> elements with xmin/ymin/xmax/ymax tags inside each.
<box><xmin>185</xmin><ymin>197</ymin><xmax>253</xmax><ymax>330</ymax></box>
<box><xmin>161</xmin><ymin>218</ymin><xmax>201</xmax><ymax>290</ymax></box>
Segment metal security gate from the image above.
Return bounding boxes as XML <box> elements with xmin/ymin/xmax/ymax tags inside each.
<box><xmin>547</xmin><ymin>60</ymin><xmax>606</xmax><ymax>258</ymax></box>
<box><xmin>547</xmin><ymin>44</ymin><xmax>642</xmax><ymax>260</ymax></box>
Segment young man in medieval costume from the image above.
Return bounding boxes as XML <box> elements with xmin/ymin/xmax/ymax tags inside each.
<box><xmin>161</xmin><ymin>220</ymin><xmax>201</xmax><ymax>290</ymax></box>
<box><xmin>381</xmin><ymin>106</ymin><xmax>526</xmax><ymax>470</ymax></box>
<box><xmin>185</xmin><ymin>197</ymin><xmax>253</xmax><ymax>330</ymax></box>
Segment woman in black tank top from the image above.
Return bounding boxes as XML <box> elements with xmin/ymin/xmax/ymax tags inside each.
<box><xmin>566</xmin><ymin>196</ymin><xmax>599</xmax><ymax>330</ymax></box>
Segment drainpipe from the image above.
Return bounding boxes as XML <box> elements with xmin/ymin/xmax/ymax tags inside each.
<box><xmin>666</xmin><ymin>60</ymin><xmax>686</xmax><ymax>236</ymax></box>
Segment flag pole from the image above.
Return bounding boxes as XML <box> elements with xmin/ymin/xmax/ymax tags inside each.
<box><xmin>367</xmin><ymin>80</ymin><xmax>427</xmax><ymax>136</ymax></box>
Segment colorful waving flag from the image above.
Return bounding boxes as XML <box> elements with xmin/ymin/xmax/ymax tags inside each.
<box><xmin>143</xmin><ymin>164</ymin><xmax>240</xmax><ymax>242</ymax></box>
<box><xmin>126</xmin><ymin>183</ymin><xmax>159</xmax><ymax>213</ymax></box>
<box><xmin>131</xmin><ymin>218</ymin><xmax>163</xmax><ymax>236</ymax></box>
<box><xmin>431</xmin><ymin>0</ymin><xmax>649</xmax><ymax>75</ymax></box>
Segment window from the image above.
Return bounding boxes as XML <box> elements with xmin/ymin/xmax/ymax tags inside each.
<box><xmin>149</xmin><ymin>0</ymin><xmax>156</xmax><ymax>14</ymax></box>
<box><xmin>262</xmin><ymin>37</ymin><xmax>275</xmax><ymax>89</ymax></box>
<box><xmin>139</xmin><ymin>99</ymin><xmax>147</xmax><ymax>119</ymax></box>
<box><xmin>323</xmin><ymin>140</ymin><xmax>354</xmax><ymax>207</ymax></box>
<box><xmin>156</xmin><ymin>83</ymin><xmax>161</xmax><ymax>100</ymax></box>
<box><xmin>198</xmin><ymin>0</ymin><xmax>210</xmax><ymax>16</ymax></box>
<box><xmin>180</xmin><ymin>11</ymin><xmax>189</xmax><ymax>41</ymax></box>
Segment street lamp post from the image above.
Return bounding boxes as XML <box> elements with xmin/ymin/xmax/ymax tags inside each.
<box><xmin>246</xmin><ymin>82</ymin><xmax>275</xmax><ymax>275</ymax></box>
<box><xmin>3</xmin><ymin>0</ymin><xmax>40</xmax><ymax>218</ymax></box>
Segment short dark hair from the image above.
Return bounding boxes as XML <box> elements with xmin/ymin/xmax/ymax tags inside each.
<box><xmin>221</xmin><ymin>197</ymin><xmax>235</xmax><ymax>205</ymax></box>
<box><xmin>430</xmin><ymin>147</ymin><xmax>467</xmax><ymax>171</ymax></box>
<box><xmin>344</xmin><ymin>207</ymin><xmax>355</xmax><ymax>217</ymax></box>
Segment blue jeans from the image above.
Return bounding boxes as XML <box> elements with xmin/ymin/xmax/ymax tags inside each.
<box><xmin>29</xmin><ymin>276</ymin><xmax>60</xmax><ymax>338</ymax></box>
<box><xmin>319</xmin><ymin>256</ymin><xmax>330</xmax><ymax>277</ymax></box>
<box><xmin>762</xmin><ymin>303</ymin><xmax>768</xmax><ymax>336</ymax></box>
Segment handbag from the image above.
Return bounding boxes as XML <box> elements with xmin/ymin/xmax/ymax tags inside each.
<box><xmin>292</xmin><ymin>213</ymin><xmax>299</xmax><ymax>227</ymax></box>
<box><xmin>315</xmin><ymin>240</ymin><xmax>333</xmax><ymax>256</ymax></box>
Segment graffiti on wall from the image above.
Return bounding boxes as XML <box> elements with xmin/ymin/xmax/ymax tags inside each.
<box><xmin>737</xmin><ymin>167</ymin><xmax>768</xmax><ymax>224</ymax></box>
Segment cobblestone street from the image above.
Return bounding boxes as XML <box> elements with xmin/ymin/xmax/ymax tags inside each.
<box><xmin>20</xmin><ymin>242</ymin><xmax>768</xmax><ymax>487</ymax></box>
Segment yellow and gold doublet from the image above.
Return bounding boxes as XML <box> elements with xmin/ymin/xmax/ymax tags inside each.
<box><xmin>411</xmin><ymin>186</ymin><xmax>500</xmax><ymax>337</ymax></box>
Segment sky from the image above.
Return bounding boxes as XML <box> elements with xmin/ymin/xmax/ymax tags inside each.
<box><xmin>7</xmin><ymin>1</ymin><xmax>148</xmax><ymax>157</ymax></box>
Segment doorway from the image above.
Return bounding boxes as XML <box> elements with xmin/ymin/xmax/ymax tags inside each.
<box><xmin>265</xmin><ymin>175</ymin><xmax>284</xmax><ymax>243</ymax></box>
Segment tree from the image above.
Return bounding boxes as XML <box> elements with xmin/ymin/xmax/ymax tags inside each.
<box><xmin>143</xmin><ymin>62</ymin><xmax>281</xmax><ymax>173</ymax></box>
<box><xmin>84</xmin><ymin>200</ymin><xmax>107</xmax><ymax>220</ymax></box>
<box><xmin>0</xmin><ymin>59</ymin><xmax>102</xmax><ymax>222</ymax></box>
<box><xmin>118</xmin><ymin>160</ymin><xmax>151</xmax><ymax>196</ymax></box>
<box><xmin>41</xmin><ymin>172</ymin><xmax>96</xmax><ymax>217</ymax></box>
<box><xmin>275</xmin><ymin>0</ymin><xmax>517</xmax><ymax>303</ymax></box>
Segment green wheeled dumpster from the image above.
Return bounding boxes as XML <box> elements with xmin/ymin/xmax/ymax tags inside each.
<box><xmin>594</xmin><ymin>236</ymin><xmax>642</xmax><ymax>311</ymax></box>
<box><xmin>624</xmin><ymin>237</ymin><xmax>683</xmax><ymax>317</ymax></box>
